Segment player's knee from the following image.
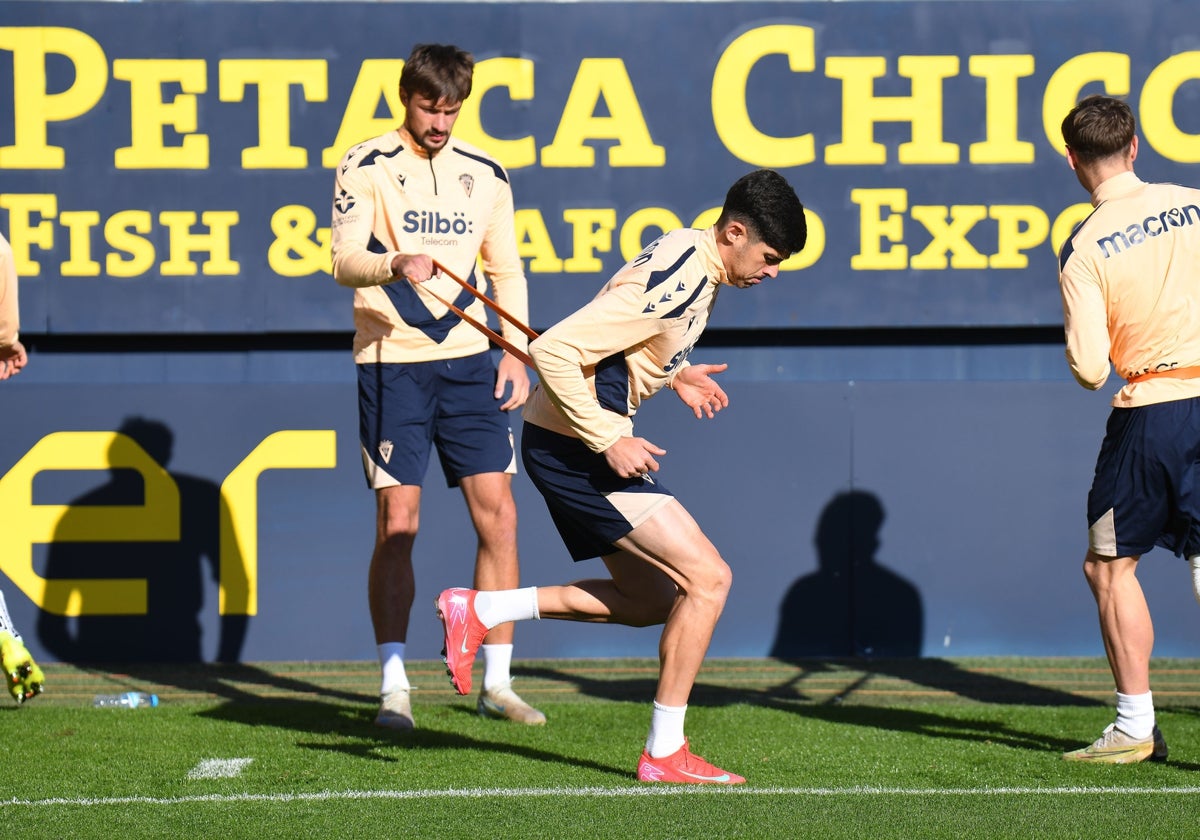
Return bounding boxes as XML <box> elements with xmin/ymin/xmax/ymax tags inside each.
<box><xmin>687</xmin><ymin>556</ymin><xmax>733</xmax><ymax>609</ymax></box>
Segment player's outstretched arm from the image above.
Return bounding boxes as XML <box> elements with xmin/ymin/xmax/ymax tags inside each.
<box><xmin>672</xmin><ymin>363</ymin><xmax>730</xmax><ymax>419</ymax></box>
<box><xmin>0</xmin><ymin>632</ymin><xmax>44</xmax><ymax>704</ymax></box>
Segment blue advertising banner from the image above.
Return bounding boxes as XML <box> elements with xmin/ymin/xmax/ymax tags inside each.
<box><xmin>4</xmin><ymin>0</ymin><xmax>1199</xmax><ymax>332</ymax></box>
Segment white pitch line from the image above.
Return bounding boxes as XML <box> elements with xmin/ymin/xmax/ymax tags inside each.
<box><xmin>186</xmin><ymin>759</ymin><xmax>254</xmax><ymax>780</ymax></box>
<box><xmin>5</xmin><ymin>785</ymin><xmax>1200</xmax><ymax>808</ymax></box>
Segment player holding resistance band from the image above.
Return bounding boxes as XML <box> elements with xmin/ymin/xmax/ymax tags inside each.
<box><xmin>436</xmin><ymin>169</ymin><xmax>807</xmax><ymax>784</ymax></box>
<box><xmin>331</xmin><ymin>43</ymin><xmax>542</xmax><ymax>730</ymax></box>
<box><xmin>1058</xmin><ymin>94</ymin><xmax>1200</xmax><ymax>763</ymax></box>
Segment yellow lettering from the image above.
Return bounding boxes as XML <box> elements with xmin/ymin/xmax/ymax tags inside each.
<box><xmin>218</xmin><ymin>430</ymin><xmax>337</xmax><ymax>616</ymax></box>
<box><xmin>113</xmin><ymin>58</ymin><xmax>209</xmax><ymax>169</ymax></box>
<box><xmin>322</xmin><ymin>60</ymin><xmax>404</xmax><ymax>168</ymax></box>
<box><xmin>268</xmin><ymin>205</ymin><xmax>331</xmax><ymax>276</ymax></box>
<box><xmin>456</xmin><ymin>57</ymin><xmax>537</xmax><ymax>169</ymax></box>
<box><xmin>968</xmin><ymin>55</ymin><xmax>1036</xmax><ymax>164</ymax></box>
<box><xmin>1141</xmin><ymin>52</ymin><xmax>1200</xmax><ymax>163</ymax></box>
<box><xmin>59</xmin><ymin>210</ymin><xmax>102</xmax><ymax>276</ymax></box>
<box><xmin>105</xmin><ymin>210</ymin><xmax>156</xmax><ymax>277</ymax></box>
<box><xmin>851</xmin><ymin>188</ymin><xmax>909</xmax><ymax>269</ymax></box>
<box><xmin>0</xmin><ymin>193</ymin><xmax>56</xmax><ymax>276</ymax></box>
<box><xmin>826</xmin><ymin>56</ymin><xmax>959</xmax><ymax>165</ymax></box>
<box><xmin>562</xmin><ymin>208</ymin><xmax>616</xmax><ymax>272</ymax></box>
<box><xmin>711</xmin><ymin>25</ymin><xmax>815</xmax><ymax>167</ymax></box>
<box><xmin>910</xmin><ymin>205</ymin><xmax>989</xmax><ymax>269</ymax></box>
<box><xmin>158</xmin><ymin>211</ymin><xmax>240</xmax><ymax>275</ymax></box>
<box><xmin>783</xmin><ymin>209</ymin><xmax>825</xmax><ymax>271</ymax></box>
<box><xmin>0</xmin><ymin>27</ymin><xmax>107</xmax><ymax>169</ymax></box>
<box><xmin>0</xmin><ymin>432</ymin><xmax>180</xmax><ymax>616</ymax></box>
<box><xmin>990</xmin><ymin>204</ymin><xmax>1050</xmax><ymax>269</ymax></box>
<box><xmin>1051</xmin><ymin>202</ymin><xmax>1094</xmax><ymax>256</ymax></box>
<box><xmin>514</xmin><ymin>208</ymin><xmax>564</xmax><ymax>273</ymax></box>
<box><xmin>619</xmin><ymin>207</ymin><xmax>682</xmax><ymax>261</ymax></box>
<box><xmin>1042</xmin><ymin>52</ymin><xmax>1130</xmax><ymax>156</ymax></box>
<box><xmin>219</xmin><ymin>59</ymin><xmax>328</xmax><ymax>169</ymax></box>
<box><xmin>541</xmin><ymin>59</ymin><xmax>665</xmax><ymax>167</ymax></box>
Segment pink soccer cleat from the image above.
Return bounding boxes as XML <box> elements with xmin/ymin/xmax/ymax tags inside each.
<box><xmin>636</xmin><ymin>739</ymin><xmax>745</xmax><ymax>785</ymax></box>
<box><xmin>435</xmin><ymin>587</ymin><xmax>489</xmax><ymax>696</ymax></box>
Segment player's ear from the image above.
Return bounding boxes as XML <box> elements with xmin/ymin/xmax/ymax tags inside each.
<box><xmin>720</xmin><ymin>219</ymin><xmax>747</xmax><ymax>245</ymax></box>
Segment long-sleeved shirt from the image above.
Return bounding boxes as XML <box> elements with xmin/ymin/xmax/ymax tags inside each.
<box><xmin>330</xmin><ymin>125</ymin><xmax>529</xmax><ymax>364</ymax></box>
<box><xmin>0</xmin><ymin>233</ymin><xmax>18</xmax><ymax>350</ymax></box>
<box><xmin>523</xmin><ymin>226</ymin><xmax>727</xmax><ymax>453</ymax></box>
<box><xmin>1058</xmin><ymin>170</ymin><xmax>1200</xmax><ymax>408</ymax></box>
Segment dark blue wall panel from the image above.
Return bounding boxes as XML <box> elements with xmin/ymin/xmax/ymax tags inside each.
<box><xmin>3</xmin><ymin>358</ymin><xmax>1195</xmax><ymax>664</ymax></box>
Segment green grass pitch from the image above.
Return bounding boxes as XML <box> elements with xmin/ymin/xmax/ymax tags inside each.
<box><xmin>3</xmin><ymin>657</ymin><xmax>1199</xmax><ymax>839</ymax></box>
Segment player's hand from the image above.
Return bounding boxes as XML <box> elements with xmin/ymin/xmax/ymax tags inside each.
<box><xmin>0</xmin><ymin>341</ymin><xmax>28</xmax><ymax>381</ymax></box>
<box><xmin>390</xmin><ymin>254</ymin><xmax>435</xmax><ymax>284</ymax></box>
<box><xmin>0</xmin><ymin>632</ymin><xmax>44</xmax><ymax>704</ymax></box>
<box><xmin>603</xmin><ymin>436</ymin><xmax>666</xmax><ymax>479</ymax></box>
<box><xmin>672</xmin><ymin>363</ymin><xmax>730</xmax><ymax>419</ymax></box>
<box><xmin>495</xmin><ymin>352</ymin><xmax>531</xmax><ymax>411</ymax></box>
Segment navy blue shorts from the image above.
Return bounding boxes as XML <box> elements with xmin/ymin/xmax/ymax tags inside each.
<box><xmin>1087</xmin><ymin>397</ymin><xmax>1200</xmax><ymax>558</ymax></box>
<box><xmin>521</xmin><ymin>422</ymin><xmax>674</xmax><ymax>561</ymax></box>
<box><xmin>357</xmin><ymin>352</ymin><xmax>515</xmax><ymax>489</ymax></box>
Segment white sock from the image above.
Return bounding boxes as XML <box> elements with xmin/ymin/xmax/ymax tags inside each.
<box><xmin>474</xmin><ymin>587</ymin><xmax>539</xmax><ymax>628</ymax></box>
<box><xmin>1115</xmin><ymin>690</ymin><xmax>1154</xmax><ymax>740</ymax></box>
<box><xmin>481</xmin><ymin>643</ymin><xmax>514</xmax><ymax>691</ymax></box>
<box><xmin>645</xmin><ymin>701</ymin><xmax>687</xmax><ymax>759</ymax></box>
<box><xmin>1190</xmin><ymin>556</ymin><xmax>1200</xmax><ymax>606</ymax></box>
<box><xmin>378</xmin><ymin>642</ymin><xmax>410</xmax><ymax>694</ymax></box>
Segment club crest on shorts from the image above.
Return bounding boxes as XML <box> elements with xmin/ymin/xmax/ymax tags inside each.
<box><xmin>378</xmin><ymin>439</ymin><xmax>394</xmax><ymax>464</ymax></box>
<box><xmin>459</xmin><ymin>173</ymin><xmax>474</xmax><ymax>197</ymax></box>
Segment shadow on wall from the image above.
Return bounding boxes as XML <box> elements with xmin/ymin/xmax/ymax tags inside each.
<box><xmin>771</xmin><ymin>489</ymin><xmax>922</xmax><ymax>658</ymax></box>
<box><xmin>36</xmin><ymin>416</ymin><xmax>248</xmax><ymax>664</ymax></box>
<box><xmin>767</xmin><ymin>488</ymin><xmax>1101</xmax><ymax>707</ymax></box>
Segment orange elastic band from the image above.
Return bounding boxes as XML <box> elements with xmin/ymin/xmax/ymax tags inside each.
<box><xmin>1126</xmin><ymin>365</ymin><xmax>1200</xmax><ymax>384</ymax></box>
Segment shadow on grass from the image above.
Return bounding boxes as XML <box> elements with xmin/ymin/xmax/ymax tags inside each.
<box><xmin>508</xmin><ymin>658</ymin><xmax>1136</xmax><ymax>759</ymax></box>
<box><xmin>80</xmin><ymin>662</ymin><xmax>374</xmax><ymax>706</ymax></box>
<box><xmin>197</xmin><ymin>697</ymin><xmax>629</xmax><ymax>779</ymax></box>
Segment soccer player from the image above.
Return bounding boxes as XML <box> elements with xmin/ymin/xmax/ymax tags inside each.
<box><xmin>1057</xmin><ymin>94</ymin><xmax>1200</xmax><ymax>763</ymax></box>
<box><xmin>436</xmin><ymin>169</ymin><xmax>807</xmax><ymax>783</ymax></box>
<box><xmin>0</xmin><ymin>231</ymin><xmax>42</xmax><ymax>703</ymax></box>
<box><xmin>331</xmin><ymin>44</ymin><xmax>543</xmax><ymax>730</ymax></box>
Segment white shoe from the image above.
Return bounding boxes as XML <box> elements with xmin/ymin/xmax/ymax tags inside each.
<box><xmin>375</xmin><ymin>689</ymin><xmax>414</xmax><ymax>731</ymax></box>
<box><xmin>477</xmin><ymin>681</ymin><xmax>546</xmax><ymax>725</ymax></box>
<box><xmin>1062</xmin><ymin>722</ymin><xmax>1160</xmax><ymax>763</ymax></box>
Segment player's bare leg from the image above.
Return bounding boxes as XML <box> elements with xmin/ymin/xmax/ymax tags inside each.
<box><xmin>369</xmin><ymin>485</ymin><xmax>421</xmax><ymax>645</ymax></box>
<box><xmin>1064</xmin><ymin>551</ymin><xmax>1162</xmax><ymax>763</ymax></box>
<box><xmin>459</xmin><ymin>472</ymin><xmax>544</xmax><ymax>723</ymax></box>
<box><xmin>1084</xmin><ymin>551</ymin><xmax>1152</xmax><ymax>695</ymax></box>
<box><xmin>369</xmin><ymin>484</ymin><xmax>420</xmax><ymax>730</ymax></box>
<box><xmin>532</xmin><ymin>499</ymin><xmax>741</xmax><ymax>781</ymax></box>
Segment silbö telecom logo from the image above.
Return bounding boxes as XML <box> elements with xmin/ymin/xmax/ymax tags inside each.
<box><xmin>402</xmin><ymin>210</ymin><xmax>473</xmax><ymax>236</ymax></box>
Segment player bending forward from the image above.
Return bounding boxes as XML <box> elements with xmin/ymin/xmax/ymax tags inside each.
<box><xmin>437</xmin><ymin>169</ymin><xmax>807</xmax><ymax>784</ymax></box>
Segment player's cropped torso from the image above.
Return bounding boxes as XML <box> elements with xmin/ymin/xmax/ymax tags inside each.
<box><xmin>524</xmin><ymin>227</ymin><xmax>725</xmax><ymax>452</ymax></box>
<box><xmin>1061</xmin><ymin>171</ymin><xmax>1200</xmax><ymax>407</ymax></box>
<box><xmin>332</xmin><ymin>128</ymin><xmax>514</xmax><ymax>363</ymax></box>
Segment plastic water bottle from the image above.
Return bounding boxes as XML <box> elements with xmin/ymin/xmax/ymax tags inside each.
<box><xmin>92</xmin><ymin>691</ymin><xmax>159</xmax><ymax>709</ymax></box>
